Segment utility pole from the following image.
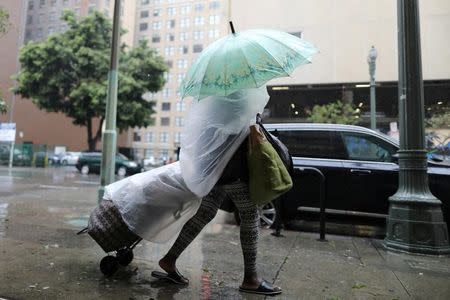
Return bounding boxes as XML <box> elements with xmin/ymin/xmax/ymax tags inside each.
<box><xmin>98</xmin><ymin>0</ymin><xmax>121</xmax><ymax>202</ymax></box>
<box><xmin>385</xmin><ymin>0</ymin><xmax>450</xmax><ymax>255</ymax></box>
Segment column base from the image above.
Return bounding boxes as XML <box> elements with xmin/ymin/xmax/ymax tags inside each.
<box><xmin>385</xmin><ymin>201</ymin><xmax>450</xmax><ymax>255</ymax></box>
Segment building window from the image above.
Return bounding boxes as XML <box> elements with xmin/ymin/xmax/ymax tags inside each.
<box><xmin>177</xmin><ymin>59</ymin><xmax>188</xmax><ymax>69</ymax></box>
<box><xmin>180</xmin><ymin>18</ymin><xmax>190</xmax><ymax>28</ymax></box>
<box><xmin>193</xmin><ymin>44</ymin><xmax>203</xmax><ymax>53</ymax></box>
<box><xmin>152</xmin><ymin>34</ymin><xmax>160</xmax><ymax>43</ymax></box>
<box><xmin>139</xmin><ymin>23</ymin><xmax>148</xmax><ymax>31</ymax></box>
<box><xmin>208</xmin><ymin>29</ymin><xmax>219</xmax><ymax>39</ymax></box>
<box><xmin>177</xmin><ymin>73</ymin><xmax>185</xmax><ymax>83</ymax></box>
<box><xmin>174</xmin><ymin>132</ymin><xmax>182</xmax><ymax>143</ymax></box>
<box><xmin>48</xmin><ymin>26</ymin><xmax>55</xmax><ymax>34</ymax></box>
<box><xmin>167</xmin><ymin>7</ymin><xmax>176</xmax><ymax>16</ymax></box>
<box><xmin>180</xmin><ymin>5</ymin><xmax>190</xmax><ymax>14</ymax></box>
<box><xmin>74</xmin><ymin>8</ymin><xmax>81</xmax><ymax>17</ymax></box>
<box><xmin>162</xmin><ymin>88</ymin><xmax>171</xmax><ymax>98</ymax></box>
<box><xmin>166</xmin><ymin>33</ymin><xmax>175</xmax><ymax>42</ymax></box>
<box><xmin>193</xmin><ymin>30</ymin><xmax>204</xmax><ymax>40</ymax></box>
<box><xmin>62</xmin><ymin>0</ymin><xmax>69</xmax><ymax>5</ymax></box>
<box><xmin>209</xmin><ymin>15</ymin><xmax>220</xmax><ymax>25</ymax></box>
<box><xmin>25</xmin><ymin>30</ymin><xmax>32</xmax><ymax>40</ymax></box>
<box><xmin>164</xmin><ymin>46</ymin><xmax>175</xmax><ymax>56</ymax></box>
<box><xmin>49</xmin><ymin>12</ymin><xmax>57</xmax><ymax>22</ymax></box>
<box><xmin>27</xmin><ymin>15</ymin><xmax>33</xmax><ymax>25</ymax></box>
<box><xmin>88</xmin><ymin>5</ymin><xmax>96</xmax><ymax>14</ymax></box>
<box><xmin>165</xmin><ymin>60</ymin><xmax>173</xmax><ymax>68</ymax></box>
<box><xmin>140</xmin><ymin>10</ymin><xmax>149</xmax><ymax>18</ymax></box>
<box><xmin>160</xmin><ymin>117</ymin><xmax>170</xmax><ymax>126</ymax></box>
<box><xmin>39</xmin><ymin>0</ymin><xmax>46</xmax><ymax>8</ymax></box>
<box><xmin>50</xmin><ymin>0</ymin><xmax>57</xmax><ymax>6</ymax></box>
<box><xmin>144</xmin><ymin>149</ymin><xmax>153</xmax><ymax>158</ymax></box>
<box><xmin>176</xmin><ymin>101</ymin><xmax>185</xmax><ymax>112</ymax></box>
<box><xmin>160</xmin><ymin>149</ymin><xmax>169</xmax><ymax>159</ymax></box>
<box><xmin>161</xmin><ymin>102</ymin><xmax>171</xmax><ymax>111</ymax></box>
<box><xmin>133</xmin><ymin>132</ymin><xmax>141</xmax><ymax>142</ymax></box>
<box><xmin>194</xmin><ymin>3</ymin><xmax>204</xmax><ymax>11</ymax></box>
<box><xmin>167</xmin><ymin>19</ymin><xmax>175</xmax><ymax>29</ymax></box>
<box><xmin>153</xmin><ymin>9</ymin><xmax>161</xmax><ymax>16</ymax></box>
<box><xmin>175</xmin><ymin>117</ymin><xmax>184</xmax><ymax>127</ymax></box>
<box><xmin>145</xmin><ymin>132</ymin><xmax>154</xmax><ymax>143</ymax></box>
<box><xmin>194</xmin><ymin>16</ymin><xmax>204</xmax><ymax>26</ymax></box>
<box><xmin>152</xmin><ymin>21</ymin><xmax>161</xmax><ymax>30</ymax></box>
<box><xmin>28</xmin><ymin>1</ymin><xmax>35</xmax><ymax>10</ymax></box>
<box><xmin>179</xmin><ymin>45</ymin><xmax>188</xmax><ymax>55</ymax></box>
<box><xmin>164</xmin><ymin>72</ymin><xmax>173</xmax><ymax>83</ymax></box>
<box><xmin>179</xmin><ymin>32</ymin><xmax>189</xmax><ymax>41</ymax></box>
<box><xmin>37</xmin><ymin>27</ymin><xmax>44</xmax><ymax>39</ymax></box>
<box><xmin>141</xmin><ymin>0</ymin><xmax>150</xmax><ymax>4</ymax></box>
<box><xmin>209</xmin><ymin>1</ymin><xmax>220</xmax><ymax>9</ymax></box>
<box><xmin>160</xmin><ymin>132</ymin><xmax>169</xmax><ymax>143</ymax></box>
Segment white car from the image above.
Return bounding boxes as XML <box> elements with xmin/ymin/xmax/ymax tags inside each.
<box><xmin>60</xmin><ymin>152</ymin><xmax>81</xmax><ymax>166</ymax></box>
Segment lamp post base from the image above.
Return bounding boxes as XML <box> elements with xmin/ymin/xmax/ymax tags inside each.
<box><xmin>385</xmin><ymin>201</ymin><xmax>450</xmax><ymax>255</ymax></box>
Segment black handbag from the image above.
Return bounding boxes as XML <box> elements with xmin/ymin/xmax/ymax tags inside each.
<box><xmin>256</xmin><ymin>113</ymin><xmax>294</xmax><ymax>175</ymax></box>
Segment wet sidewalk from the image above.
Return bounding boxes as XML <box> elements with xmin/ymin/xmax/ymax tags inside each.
<box><xmin>0</xmin><ymin>167</ymin><xmax>449</xmax><ymax>299</ymax></box>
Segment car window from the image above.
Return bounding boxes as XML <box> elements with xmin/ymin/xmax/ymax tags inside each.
<box><xmin>117</xmin><ymin>153</ymin><xmax>129</xmax><ymax>160</ymax></box>
<box><xmin>341</xmin><ymin>132</ymin><xmax>397</xmax><ymax>162</ymax></box>
<box><xmin>271</xmin><ymin>130</ymin><xmax>347</xmax><ymax>159</ymax></box>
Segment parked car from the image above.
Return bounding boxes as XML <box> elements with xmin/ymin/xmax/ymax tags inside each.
<box><xmin>60</xmin><ymin>151</ymin><xmax>81</xmax><ymax>165</ymax></box>
<box><xmin>0</xmin><ymin>145</ymin><xmax>32</xmax><ymax>166</ymax></box>
<box><xmin>75</xmin><ymin>152</ymin><xmax>142</xmax><ymax>176</ymax></box>
<box><xmin>223</xmin><ymin>123</ymin><xmax>450</xmax><ymax>228</ymax></box>
<box><xmin>48</xmin><ymin>152</ymin><xmax>64</xmax><ymax>165</ymax></box>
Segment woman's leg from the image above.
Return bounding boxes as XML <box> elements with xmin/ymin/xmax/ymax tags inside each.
<box><xmin>159</xmin><ymin>187</ymin><xmax>225</xmax><ymax>277</ymax></box>
<box><xmin>222</xmin><ymin>182</ymin><xmax>260</xmax><ymax>286</ymax></box>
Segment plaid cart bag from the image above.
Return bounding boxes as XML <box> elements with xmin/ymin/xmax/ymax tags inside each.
<box><xmin>78</xmin><ymin>200</ymin><xmax>142</xmax><ymax>276</ymax></box>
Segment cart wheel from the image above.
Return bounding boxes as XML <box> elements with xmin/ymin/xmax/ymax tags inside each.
<box><xmin>100</xmin><ymin>255</ymin><xmax>119</xmax><ymax>276</ymax></box>
<box><xmin>117</xmin><ymin>249</ymin><xmax>134</xmax><ymax>266</ymax></box>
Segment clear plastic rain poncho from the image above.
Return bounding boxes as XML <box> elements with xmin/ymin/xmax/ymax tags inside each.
<box><xmin>103</xmin><ymin>86</ymin><xmax>269</xmax><ymax>243</ymax></box>
<box><xmin>103</xmin><ymin>162</ymin><xmax>201</xmax><ymax>243</ymax></box>
<box><xmin>180</xmin><ymin>85</ymin><xmax>270</xmax><ymax>197</ymax></box>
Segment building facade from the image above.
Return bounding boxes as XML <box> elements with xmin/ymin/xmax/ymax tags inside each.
<box><xmin>0</xmin><ymin>0</ymin><xmax>136</xmax><ymax>152</ymax></box>
<box><xmin>130</xmin><ymin>0</ymin><xmax>229</xmax><ymax>162</ymax></box>
<box><xmin>229</xmin><ymin>0</ymin><xmax>450</xmax><ymax>133</ymax></box>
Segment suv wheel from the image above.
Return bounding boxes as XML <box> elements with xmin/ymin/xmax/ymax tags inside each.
<box><xmin>117</xmin><ymin>166</ymin><xmax>127</xmax><ymax>177</ymax></box>
<box><xmin>81</xmin><ymin>165</ymin><xmax>90</xmax><ymax>175</ymax></box>
<box><xmin>61</xmin><ymin>160</ymin><xmax>68</xmax><ymax>166</ymax></box>
<box><xmin>234</xmin><ymin>201</ymin><xmax>277</xmax><ymax>228</ymax></box>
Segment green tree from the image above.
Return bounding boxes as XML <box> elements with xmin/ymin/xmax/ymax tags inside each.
<box><xmin>14</xmin><ymin>11</ymin><xmax>167</xmax><ymax>150</ymax></box>
<box><xmin>307</xmin><ymin>100</ymin><xmax>360</xmax><ymax>125</ymax></box>
<box><xmin>0</xmin><ymin>7</ymin><xmax>10</xmax><ymax>36</ymax></box>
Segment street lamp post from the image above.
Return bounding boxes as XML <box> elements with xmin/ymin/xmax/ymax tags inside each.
<box><xmin>367</xmin><ymin>46</ymin><xmax>377</xmax><ymax>131</ymax></box>
<box><xmin>98</xmin><ymin>0</ymin><xmax>121</xmax><ymax>202</ymax></box>
<box><xmin>384</xmin><ymin>0</ymin><xmax>450</xmax><ymax>254</ymax></box>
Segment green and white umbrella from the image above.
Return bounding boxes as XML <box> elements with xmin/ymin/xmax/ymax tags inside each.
<box><xmin>180</xmin><ymin>23</ymin><xmax>318</xmax><ymax>100</ymax></box>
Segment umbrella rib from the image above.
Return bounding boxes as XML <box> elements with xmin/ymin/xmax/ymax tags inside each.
<box><xmin>236</xmin><ymin>43</ymin><xmax>259</xmax><ymax>89</ymax></box>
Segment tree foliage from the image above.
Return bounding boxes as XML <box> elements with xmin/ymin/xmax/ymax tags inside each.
<box><xmin>426</xmin><ymin>105</ymin><xmax>450</xmax><ymax>129</ymax></box>
<box><xmin>307</xmin><ymin>100</ymin><xmax>360</xmax><ymax>125</ymax></box>
<box><xmin>0</xmin><ymin>90</ymin><xmax>7</xmax><ymax>115</ymax></box>
<box><xmin>14</xmin><ymin>11</ymin><xmax>167</xmax><ymax>150</ymax></box>
<box><xmin>0</xmin><ymin>7</ymin><xmax>10</xmax><ymax>36</ymax></box>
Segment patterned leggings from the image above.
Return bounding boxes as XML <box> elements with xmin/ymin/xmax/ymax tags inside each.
<box><xmin>166</xmin><ymin>181</ymin><xmax>260</xmax><ymax>274</ymax></box>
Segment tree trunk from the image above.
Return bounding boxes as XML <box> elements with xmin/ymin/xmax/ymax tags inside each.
<box><xmin>87</xmin><ymin>118</ymin><xmax>96</xmax><ymax>151</ymax></box>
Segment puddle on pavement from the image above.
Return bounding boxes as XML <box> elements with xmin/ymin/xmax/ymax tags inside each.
<box><xmin>65</xmin><ymin>216</ymin><xmax>89</xmax><ymax>228</ymax></box>
<box><xmin>0</xmin><ymin>203</ymin><xmax>8</xmax><ymax>238</ymax></box>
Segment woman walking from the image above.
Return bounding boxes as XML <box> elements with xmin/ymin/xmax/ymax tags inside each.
<box><xmin>154</xmin><ymin>137</ymin><xmax>282</xmax><ymax>295</ymax></box>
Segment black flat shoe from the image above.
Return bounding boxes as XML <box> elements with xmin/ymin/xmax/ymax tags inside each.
<box><xmin>151</xmin><ymin>270</ymin><xmax>189</xmax><ymax>285</ymax></box>
<box><xmin>239</xmin><ymin>280</ymin><xmax>282</xmax><ymax>296</ymax></box>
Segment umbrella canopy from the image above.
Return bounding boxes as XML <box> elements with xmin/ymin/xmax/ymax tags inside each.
<box><xmin>180</xmin><ymin>27</ymin><xmax>318</xmax><ymax>100</ymax></box>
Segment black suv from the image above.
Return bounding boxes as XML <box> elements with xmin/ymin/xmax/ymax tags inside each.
<box><xmin>228</xmin><ymin>124</ymin><xmax>450</xmax><ymax>228</ymax></box>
